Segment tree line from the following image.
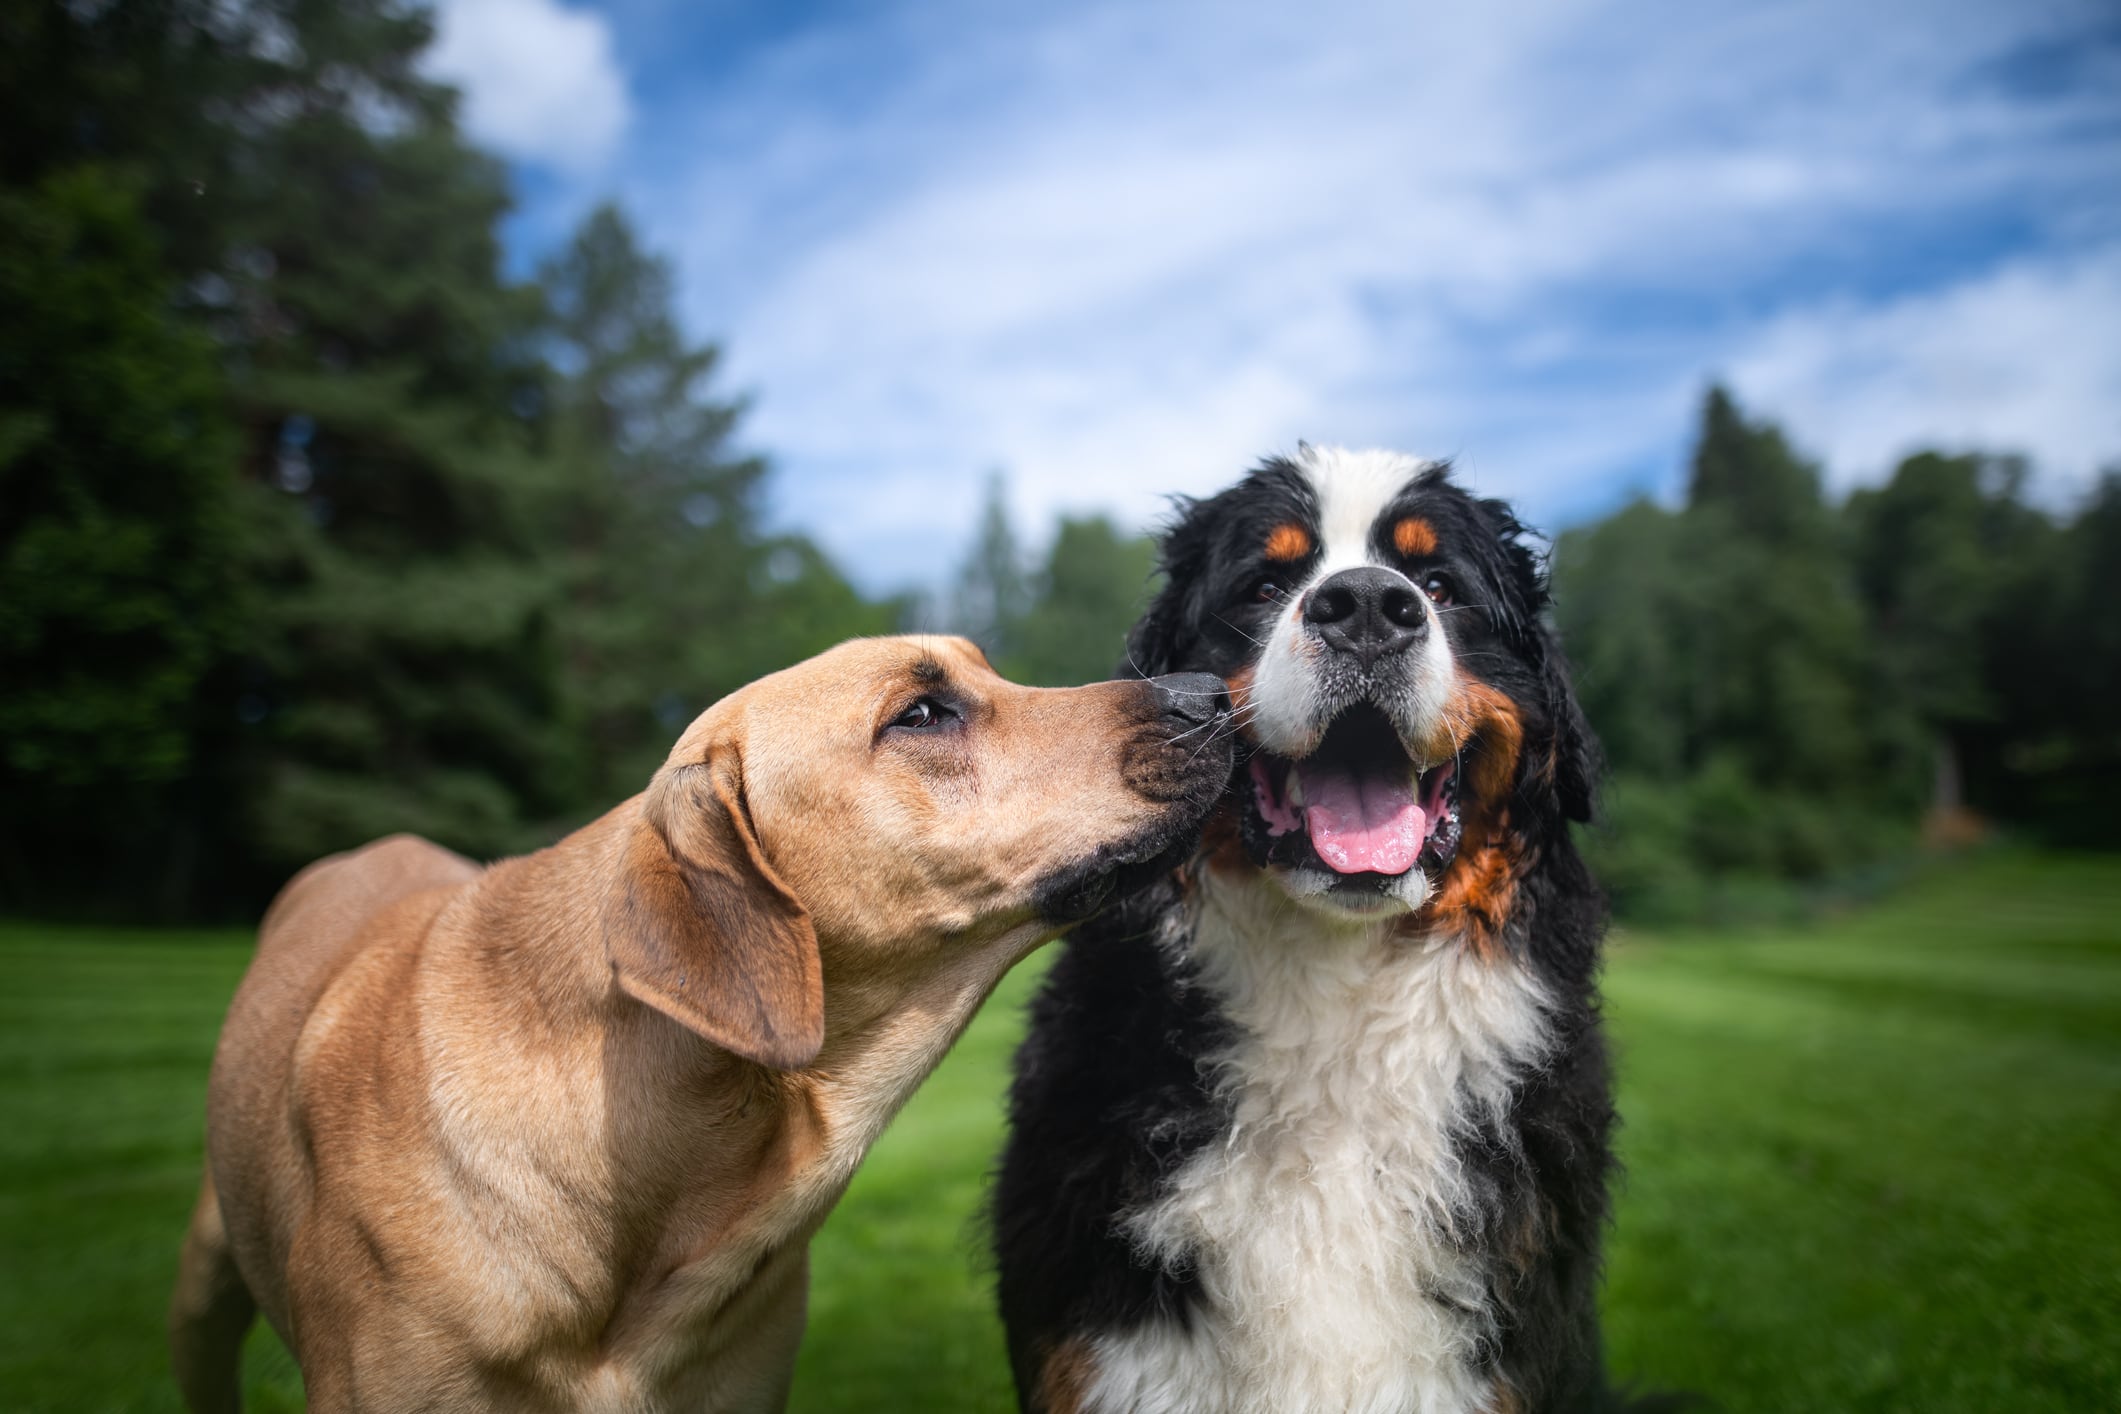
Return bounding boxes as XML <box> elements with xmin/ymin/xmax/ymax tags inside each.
<box><xmin>1555</xmin><ymin>390</ymin><xmax>2121</xmax><ymax>919</ymax></box>
<box><xmin>2</xmin><ymin>3</ymin><xmax>2112</xmax><ymax>923</ymax></box>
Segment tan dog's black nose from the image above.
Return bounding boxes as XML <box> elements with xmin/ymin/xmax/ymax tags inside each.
<box><xmin>1148</xmin><ymin>673</ymin><xmax>1230</xmax><ymax>726</ymax></box>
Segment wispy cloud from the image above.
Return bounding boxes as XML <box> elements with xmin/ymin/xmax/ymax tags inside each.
<box><xmin>569</xmin><ymin>0</ymin><xmax>2121</xmax><ymax>586</ymax></box>
<box><xmin>427</xmin><ymin>0</ymin><xmax>631</xmax><ymax>175</ymax></box>
<box><xmin>1730</xmin><ymin>245</ymin><xmax>2121</xmax><ymax>496</ymax></box>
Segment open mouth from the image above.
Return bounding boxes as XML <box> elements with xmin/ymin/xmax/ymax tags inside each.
<box><xmin>1241</xmin><ymin>704</ymin><xmax>1462</xmax><ymax>884</ymax></box>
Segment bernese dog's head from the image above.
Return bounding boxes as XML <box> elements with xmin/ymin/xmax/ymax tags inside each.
<box><xmin>1128</xmin><ymin>445</ymin><xmax>1598</xmax><ymax>930</ymax></box>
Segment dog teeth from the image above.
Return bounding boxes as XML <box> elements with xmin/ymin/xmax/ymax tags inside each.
<box><xmin>1285</xmin><ymin>766</ymin><xmax>1305</xmax><ymax>808</ymax></box>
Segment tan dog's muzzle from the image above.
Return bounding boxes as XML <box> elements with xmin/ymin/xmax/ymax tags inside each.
<box><xmin>1029</xmin><ymin>671</ymin><xmax>1233</xmax><ymax>922</ymax></box>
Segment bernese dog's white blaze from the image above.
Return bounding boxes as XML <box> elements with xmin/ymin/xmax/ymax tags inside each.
<box><xmin>1085</xmin><ymin>872</ymin><xmax>1552</xmax><ymax>1414</ymax></box>
<box><xmin>1247</xmin><ymin>447</ymin><xmax>1458</xmax><ymax>917</ymax></box>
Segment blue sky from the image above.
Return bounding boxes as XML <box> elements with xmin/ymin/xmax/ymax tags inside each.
<box><xmin>426</xmin><ymin>0</ymin><xmax>2121</xmax><ymax>592</ymax></box>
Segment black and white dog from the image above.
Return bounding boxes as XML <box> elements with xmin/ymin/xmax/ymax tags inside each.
<box><xmin>994</xmin><ymin>447</ymin><xmax>1633</xmax><ymax>1414</ymax></box>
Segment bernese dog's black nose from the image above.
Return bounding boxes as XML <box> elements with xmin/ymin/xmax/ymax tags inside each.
<box><xmin>1149</xmin><ymin>673</ymin><xmax>1231</xmax><ymax>726</ymax></box>
<box><xmin>1304</xmin><ymin>566</ymin><xmax>1428</xmax><ymax>665</ymax></box>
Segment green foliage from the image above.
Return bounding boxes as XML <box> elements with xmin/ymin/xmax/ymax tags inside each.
<box><xmin>1580</xmin><ymin>769</ymin><xmax>1916</xmax><ymax>925</ymax></box>
<box><xmin>1558</xmin><ymin>390</ymin><xmax>1883</xmax><ymax>799</ymax></box>
<box><xmin>1552</xmin><ymin>498</ymin><xmax>1691</xmax><ymax>780</ymax></box>
<box><xmin>952</xmin><ymin>472</ymin><xmax>1034</xmax><ymax>658</ymax></box>
<box><xmin>0</xmin><ymin>169</ymin><xmax>236</xmax><ymax>788</ymax></box>
<box><xmin>1548</xmin><ymin>386</ymin><xmax>2121</xmax><ymax>917</ymax></box>
<box><xmin>536</xmin><ymin>205</ymin><xmax>892</xmax><ymax>802</ymax></box>
<box><xmin>1846</xmin><ymin>452</ymin><xmax>2011</xmax><ymax>728</ymax></box>
<box><xmin>1004</xmin><ymin>515</ymin><xmax>1158</xmax><ymax>685</ymax></box>
<box><xmin>1985</xmin><ymin>471</ymin><xmax>2121</xmax><ymax>843</ymax></box>
<box><xmin>191</xmin><ymin>4</ymin><xmax>568</xmax><ymax>868</ymax></box>
<box><xmin>942</xmin><ymin>475</ymin><xmax>1157</xmax><ymax>686</ymax></box>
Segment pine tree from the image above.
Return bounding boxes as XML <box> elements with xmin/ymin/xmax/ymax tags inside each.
<box><xmin>954</xmin><ymin>472</ymin><xmax>1030</xmax><ymax>659</ymax></box>
<box><xmin>1844</xmin><ymin>452</ymin><xmax>2048</xmax><ymax>820</ymax></box>
<box><xmin>1677</xmin><ymin>384</ymin><xmax>1872</xmax><ymax>796</ymax></box>
<box><xmin>1007</xmin><ymin>516</ymin><xmax>1157</xmax><ymax>685</ymax></box>
<box><xmin>0</xmin><ymin>168</ymin><xmax>239</xmax><ymax>912</ymax></box>
<box><xmin>1551</xmin><ymin>498</ymin><xmax>1690</xmax><ymax>781</ymax></box>
<box><xmin>194</xmin><ymin>1</ymin><xmax>567</xmax><ymax>866</ymax></box>
<box><xmin>537</xmin><ymin>204</ymin><xmax>890</xmax><ymax>800</ymax></box>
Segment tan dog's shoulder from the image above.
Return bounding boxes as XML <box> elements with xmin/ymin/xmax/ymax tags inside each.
<box><xmin>259</xmin><ymin>833</ymin><xmax>481</xmax><ymax>958</ymax></box>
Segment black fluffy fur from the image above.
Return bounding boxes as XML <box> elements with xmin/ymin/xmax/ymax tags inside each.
<box><xmin>993</xmin><ymin>458</ymin><xmax>1659</xmax><ymax>1412</ymax></box>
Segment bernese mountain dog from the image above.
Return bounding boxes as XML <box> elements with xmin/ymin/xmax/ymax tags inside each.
<box><xmin>993</xmin><ymin>446</ymin><xmax>1633</xmax><ymax>1414</ymax></box>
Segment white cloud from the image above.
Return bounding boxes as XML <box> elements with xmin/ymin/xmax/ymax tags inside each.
<box><xmin>426</xmin><ymin>0</ymin><xmax>630</xmax><ymax>174</ymax></box>
<box><xmin>599</xmin><ymin>0</ymin><xmax>2119</xmax><ymax>585</ymax></box>
<box><xmin>1730</xmin><ymin>247</ymin><xmax>2121</xmax><ymax>495</ymax></box>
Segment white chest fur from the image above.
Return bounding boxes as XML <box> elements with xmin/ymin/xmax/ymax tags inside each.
<box><xmin>1086</xmin><ymin>875</ymin><xmax>1552</xmax><ymax>1414</ymax></box>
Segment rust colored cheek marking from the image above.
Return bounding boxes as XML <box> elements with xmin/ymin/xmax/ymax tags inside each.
<box><xmin>1393</xmin><ymin>516</ymin><xmax>1438</xmax><ymax>557</ymax></box>
<box><xmin>1224</xmin><ymin>663</ymin><xmax>1261</xmax><ymax>746</ymax></box>
<box><xmin>1443</xmin><ymin>680</ymin><xmax>1523</xmax><ymax>808</ymax></box>
<box><xmin>1264</xmin><ymin>523</ymin><xmax>1312</xmax><ymax>562</ymax></box>
<box><xmin>1484</xmin><ymin>1378</ymin><xmax>1530</xmax><ymax>1414</ymax></box>
<box><xmin>1418</xmin><ymin>678</ymin><xmax>1528</xmax><ymax>954</ymax></box>
<box><xmin>1198</xmin><ymin>801</ymin><xmax>1251</xmax><ymax>878</ymax></box>
<box><xmin>1425</xmin><ymin>838</ymin><xmax>1521</xmax><ymax>954</ymax></box>
<box><xmin>1036</xmin><ymin>1336</ymin><xmax>1097</xmax><ymax>1414</ymax></box>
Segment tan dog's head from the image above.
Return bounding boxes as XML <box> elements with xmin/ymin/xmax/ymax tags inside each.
<box><xmin>603</xmin><ymin>636</ymin><xmax>1231</xmax><ymax>1069</ymax></box>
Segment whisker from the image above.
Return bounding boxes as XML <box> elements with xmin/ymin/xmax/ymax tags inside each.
<box><xmin>1211</xmin><ymin>614</ymin><xmax>1268</xmax><ymax>648</ymax></box>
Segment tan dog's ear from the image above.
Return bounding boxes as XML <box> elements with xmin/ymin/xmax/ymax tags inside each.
<box><xmin>603</xmin><ymin>755</ymin><xmax>824</xmax><ymax>1069</ymax></box>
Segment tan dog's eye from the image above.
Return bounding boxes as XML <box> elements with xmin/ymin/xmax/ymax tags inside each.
<box><xmin>891</xmin><ymin>698</ymin><xmax>955</xmax><ymax>730</ymax></box>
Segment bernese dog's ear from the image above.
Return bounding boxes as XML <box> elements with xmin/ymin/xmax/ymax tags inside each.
<box><xmin>1473</xmin><ymin>494</ymin><xmax>1544</xmax><ymax>645</ymax></box>
<box><xmin>1539</xmin><ymin>629</ymin><xmax>1601</xmax><ymax>825</ymax></box>
<box><xmin>1121</xmin><ymin>497</ymin><xmax>1211</xmax><ymax>677</ymax></box>
<box><xmin>1476</xmin><ymin>490</ymin><xmax>1600</xmax><ymax>823</ymax></box>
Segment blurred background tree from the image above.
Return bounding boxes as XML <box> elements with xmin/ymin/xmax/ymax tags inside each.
<box><xmin>940</xmin><ymin>474</ymin><xmax>1159</xmax><ymax>685</ymax></box>
<box><xmin>0</xmin><ymin>166</ymin><xmax>239</xmax><ymax>915</ymax></box>
<box><xmin>1008</xmin><ymin>516</ymin><xmax>1159</xmax><ymax>686</ymax></box>
<box><xmin>1555</xmin><ymin>388</ymin><xmax>2120</xmax><ymax>921</ymax></box>
<box><xmin>537</xmin><ymin>203</ymin><xmax>892</xmax><ymax>806</ymax></box>
<box><xmin>951</xmin><ymin>472</ymin><xmax>1033</xmax><ymax>663</ymax></box>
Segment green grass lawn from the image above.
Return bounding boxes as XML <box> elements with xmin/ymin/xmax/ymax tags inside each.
<box><xmin>3</xmin><ymin>851</ymin><xmax>2116</xmax><ymax>1412</ymax></box>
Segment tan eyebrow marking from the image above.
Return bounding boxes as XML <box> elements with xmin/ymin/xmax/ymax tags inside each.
<box><xmin>1264</xmin><ymin>524</ymin><xmax>1312</xmax><ymax>562</ymax></box>
<box><xmin>1393</xmin><ymin>516</ymin><xmax>1438</xmax><ymax>557</ymax></box>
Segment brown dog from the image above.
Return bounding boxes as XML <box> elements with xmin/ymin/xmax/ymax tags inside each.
<box><xmin>169</xmin><ymin>636</ymin><xmax>1230</xmax><ymax>1413</ymax></box>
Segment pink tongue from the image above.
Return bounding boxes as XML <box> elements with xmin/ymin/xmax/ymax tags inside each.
<box><xmin>1298</xmin><ymin>763</ymin><xmax>1426</xmax><ymax>875</ymax></box>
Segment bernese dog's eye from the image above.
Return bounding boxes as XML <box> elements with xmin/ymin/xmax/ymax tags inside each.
<box><xmin>1250</xmin><ymin>575</ymin><xmax>1286</xmax><ymax>604</ymax></box>
<box><xmin>890</xmin><ymin>697</ymin><xmax>954</xmax><ymax>730</ymax></box>
<box><xmin>1422</xmin><ymin>572</ymin><xmax>1454</xmax><ymax>606</ymax></box>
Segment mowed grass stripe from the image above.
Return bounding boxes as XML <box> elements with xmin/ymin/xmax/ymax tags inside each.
<box><xmin>2</xmin><ymin>852</ymin><xmax>2116</xmax><ymax>1412</ymax></box>
<box><xmin>1602</xmin><ymin>854</ymin><xmax>2121</xmax><ymax>1413</ymax></box>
